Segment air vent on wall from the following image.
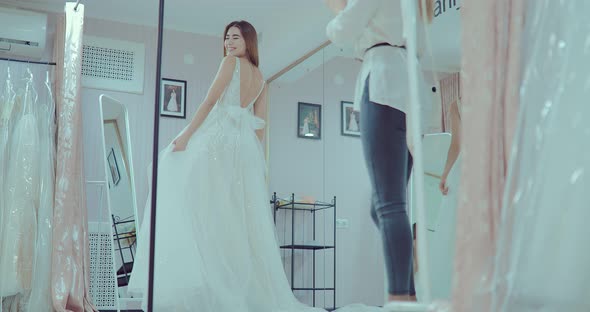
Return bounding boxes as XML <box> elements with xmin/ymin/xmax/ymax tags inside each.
<box><xmin>82</xmin><ymin>36</ymin><xmax>145</xmax><ymax>94</ymax></box>
<box><xmin>88</xmin><ymin>223</ymin><xmax>118</xmax><ymax>310</ymax></box>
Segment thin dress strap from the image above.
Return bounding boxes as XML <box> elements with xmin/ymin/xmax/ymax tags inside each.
<box><xmin>246</xmin><ymin>81</ymin><xmax>266</xmax><ymax>110</ymax></box>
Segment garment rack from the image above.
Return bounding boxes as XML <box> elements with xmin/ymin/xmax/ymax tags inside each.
<box><xmin>0</xmin><ymin>57</ymin><xmax>56</xmax><ymax>66</ymax></box>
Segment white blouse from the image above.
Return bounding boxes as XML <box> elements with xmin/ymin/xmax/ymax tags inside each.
<box><xmin>326</xmin><ymin>0</ymin><xmax>428</xmax><ymax>115</ymax></box>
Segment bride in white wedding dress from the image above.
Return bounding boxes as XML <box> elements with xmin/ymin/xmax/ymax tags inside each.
<box><xmin>128</xmin><ymin>21</ymin><xmax>384</xmax><ymax>312</ymax></box>
<box><xmin>166</xmin><ymin>89</ymin><xmax>178</xmax><ymax>112</ymax></box>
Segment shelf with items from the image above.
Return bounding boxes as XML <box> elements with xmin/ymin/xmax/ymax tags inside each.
<box><xmin>271</xmin><ymin>192</ymin><xmax>337</xmax><ymax>309</ymax></box>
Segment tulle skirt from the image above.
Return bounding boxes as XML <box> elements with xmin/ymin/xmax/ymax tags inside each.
<box><xmin>127</xmin><ymin>116</ymin><xmax>326</xmax><ymax>312</ymax></box>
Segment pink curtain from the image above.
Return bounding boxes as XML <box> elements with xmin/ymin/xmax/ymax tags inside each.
<box><xmin>51</xmin><ymin>4</ymin><xmax>96</xmax><ymax>312</ymax></box>
<box><xmin>450</xmin><ymin>1</ymin><xmax>526</xmax><ymax>311</ymax></box>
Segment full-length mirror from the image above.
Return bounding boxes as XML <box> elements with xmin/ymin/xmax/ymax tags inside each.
<box><xmin>129</xmin><ymin>0</ymin><xmax>464</xmax><ymax>311</ymax></box>
<box><xmin>98</xmin><ymin>94</ymin><xmax>140</xmax><ymax>309</ymax></box>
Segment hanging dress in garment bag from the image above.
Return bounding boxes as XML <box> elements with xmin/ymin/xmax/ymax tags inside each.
<box><xmin>26</xmin><ymin>72</ymin><xmax>57</xmax><ymax>311</ymax></box>
<box><xmin>0</xmin><ymin>72</ymin><xmax>16</xmax><ymax>278</ymax></box>
<box><xmin>0</xmin><ymin>82</ymin><xmax>40</xmax><ymax>297</ymax></box>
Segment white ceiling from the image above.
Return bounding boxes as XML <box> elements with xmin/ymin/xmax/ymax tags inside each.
<box><xmin>159</xmin><ymin>0</ymin><xmax>335</xmax><ymax>79</ymax></box>
<box><xmin>1</xmin><ymin>0</ymin><xmax>461</xmax><ymax>82</ymax></box>
<box><xmin>1</xmin><ymin>0</ymin><xmax>336</xmax><ymax>79</ymax></box>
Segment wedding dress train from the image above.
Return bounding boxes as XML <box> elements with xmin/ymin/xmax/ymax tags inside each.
<box><xmin>129</xmin><ymin>58</ymin><xmax>327</xmax><ymax>311</ymax></box>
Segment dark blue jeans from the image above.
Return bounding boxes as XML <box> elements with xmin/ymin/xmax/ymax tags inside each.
<box><xmin>360</xmin><ymin>76</ymin><xmax>415</xmax><ymax>296</ymax></box>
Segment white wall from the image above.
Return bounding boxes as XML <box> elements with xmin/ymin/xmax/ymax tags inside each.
<box><xmin>269</xmin><ymin>56</ymin><xmax>385</xmax><ymax>308</ymax></box>
<box><xmin>81</xmin><ymin>17</ymin><xmax>158</xmax><ymax>225</ymax></box>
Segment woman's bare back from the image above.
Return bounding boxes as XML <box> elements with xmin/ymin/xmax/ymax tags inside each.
<box><xmin>238</xmin><ymin>57</ymin><xmax>264</xmax><ymax>108</ymax></box>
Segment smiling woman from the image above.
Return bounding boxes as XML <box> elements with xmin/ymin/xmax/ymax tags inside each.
<box><xmin>119</xmin><ymin>0</ymin><xmax>466</xmax><ymax>311</ymax></box>
<box><xmin>127</xmin><ymin>8</ymin><xmax>331</xmax><ymax>309</ymax></box>
<box><xmin>224</xmin><ymin>21</ymin><xmax>259</xmax><ymax>67</ymax></box>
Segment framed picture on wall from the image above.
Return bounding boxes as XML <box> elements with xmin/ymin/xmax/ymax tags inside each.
<box><xmin>341</xmin><ymin>101</ymin><xmax>360</xmax><ymax>137</ymax></box>
<box><xmin>107</xmin><ymin>148</ymin><xmax>121</xmax><ymax>186</ymax></box>
<box><xmin>160</xmin><ymin>78</ymin><xmax>187</xmax><ymax>118</ymax></box>
<box><xmin>297</xmin><ymin>102</ymin><xmax>322</xmax><ymax>139</ymax></box>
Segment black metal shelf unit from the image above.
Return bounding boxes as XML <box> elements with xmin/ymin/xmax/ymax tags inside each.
<box><xmin>272</xmin><ymin>193</ymin><xmax>336</xmax><ymax>310</ymax></box>
<box><xmin>111</xmin><ymin>214</ymin><xmax>137</xmax><ymax>287</ymax></box>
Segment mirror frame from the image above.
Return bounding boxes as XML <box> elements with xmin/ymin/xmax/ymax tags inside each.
<box><xmin>98</xmin><ymin>94</ymin><xmax>141</xmax><ymax>310</ymax></box>
<box><xmin>146</xmin><ymin>0</ymin><xmax>165</xmax><ymax>310</ymax></box>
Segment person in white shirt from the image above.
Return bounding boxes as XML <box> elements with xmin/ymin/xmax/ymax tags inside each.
<box><xmin>325</xmin><ymin>0</ymin><xmax>433</xmax><ymax>303</ymax></box>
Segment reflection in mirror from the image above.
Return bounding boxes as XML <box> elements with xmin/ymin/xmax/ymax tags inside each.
<box><xmin>98</xmin><ymin>94</ymin><xmax>140</xmax><ymax>309</ymax></box>
<box><xmin>126</xmin><ymin>0</ymin><xmax>465</xmax><ymax>311</ymax></box>
<box><xmin>269</xmin><ymin>44</ymin><xmax>333</xmax><ymax>308</ymax></box>
<box><xmin>270</xmin><ymin>41</ymin><xmax>393</xmax><ymax>309</ymax></box>
<box><xmin>127</xmin><ymin>1</ymin><xmax>386</xmax><ymax>310</ymax></box>
<box><xmin>410</xmin><ymin>63</ymin><xmax>462</xmax><ymax>306</ymax></box>
<box><xmin>317</xmin><ymin>43</ymin><xmax>389</xmax><ymax>307</ymax></box>
<box><xmin>128</xmin><ymin>3</ymin><xmax>303</xmax><ymax>311</ymax></box>
<box><xmin>79</xmin><ymin>1</ymin><xmax>159</xmax><ymax>311</ymax></box>
<box><xmin>406</xmin><ymin>0</ymin><xmax>463</xmax><ymax>306</ymax></box>
<box><xmin>410</xmin><ymin>133</ymin><xmax>452</xmax><ymax>299</ymax></box>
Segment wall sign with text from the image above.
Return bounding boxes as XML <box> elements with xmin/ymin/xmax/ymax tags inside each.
<box><xmin>421</xmin><ymin>0</ymin><xmax>462</xmax><ymax>72</ymax></box>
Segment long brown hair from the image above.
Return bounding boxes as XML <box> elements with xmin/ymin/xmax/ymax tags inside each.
<box><xmin>223</xmin><ymin>20</ymin><xmax>259</xmax><ymax>67</ymax></box>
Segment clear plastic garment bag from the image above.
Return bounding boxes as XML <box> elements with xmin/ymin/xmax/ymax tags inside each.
<box><xmin>0</xmin><ymin>61</ymin><xmax>56</xmax><ymax>312</ymax></box>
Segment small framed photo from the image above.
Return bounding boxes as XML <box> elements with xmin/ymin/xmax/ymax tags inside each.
<box><xmin>160</xmin><ymin>78</ymin><xmax>187</xmax><ymax>118</ymax></box>
<box><xmin>297</xmin><ymin>102</ymin><xmax>321</xmax><ymax>139</ymax></box>
<box><xmin>107</xmin><ymin>148</ymin><xmax>121</xmax><ymax>186</ymax></box>
<box><xmin>341</xmin><ymin>101</ymin><xmax>360</xmax><ymax>137</ymax></box>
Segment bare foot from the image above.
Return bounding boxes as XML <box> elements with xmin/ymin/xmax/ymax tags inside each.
<box><xmin>388</xmin><ymin>294</ymin><xmax>413</xmax><ymax>302</ymax></box>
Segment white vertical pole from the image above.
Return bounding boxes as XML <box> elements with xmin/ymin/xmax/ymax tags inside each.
<box><xmin>384</xmin><ymin>0</ymin><xmax>432</xmax><ymax>311</ymax></box>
